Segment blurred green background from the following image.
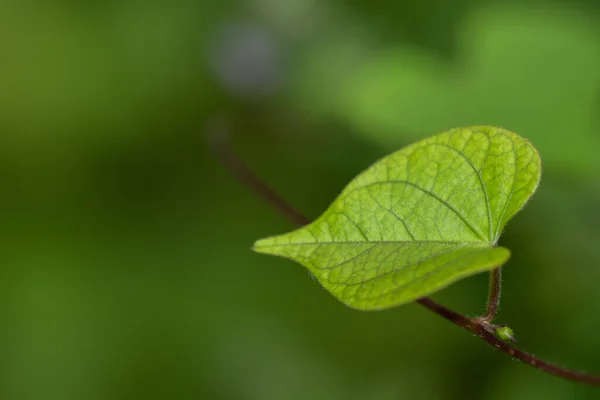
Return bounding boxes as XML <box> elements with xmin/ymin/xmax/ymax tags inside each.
<box><xmin>2</xmin><ymin>0</ymin><xmax>600</xmax><ymax>399</ymax></box>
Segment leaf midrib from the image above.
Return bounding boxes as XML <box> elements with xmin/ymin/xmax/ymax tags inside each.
<box><xmin>324</xmin><ymin>244</ymin><xmax>470</xmax><ymax>285</ymax></box>
<box><xmin>254</xmin><ymin>240</ymin><xmax>486</xmax><ymax>247</ymax></box>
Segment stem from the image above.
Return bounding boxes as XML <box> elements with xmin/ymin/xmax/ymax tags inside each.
<box><xmin>477</xmin><ymin>267</ymin><xmax>502</xmax><ymax>324</ymax></box>
<box><xmin>212</xmin><ymin>124</ymin><xmax>600</xmax><ymax>387</ymax></box>
<box><xmin>208</xmin><ymin>120</ymin><xmax>311</xmax><ymax>227</ymax></box>
<box><xmin>416</xmin><ymin>297</ymin><xmax>600</xmax><ymax>386</ymax></box>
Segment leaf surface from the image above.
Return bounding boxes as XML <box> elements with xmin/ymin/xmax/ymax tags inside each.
<box><xmin>253</xmin><ymin>126</ymin><xmax>541</xmax><ymax>310</ymax></box>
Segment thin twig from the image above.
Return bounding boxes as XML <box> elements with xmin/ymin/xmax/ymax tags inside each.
<box><xmin>416</xmin><ymin>297</ymin><xmax>600</xmax><ymax>386</ymax></box>
<box><xmin>476</xmin><ymin>267</ymin><xmax>502</xmax><ymax>324</ymax></box>
<box><xmin>208</xmin><ymin>119</ymin><xmax>311</xmax><ymax>227</ymax></box>
<box><xmin>212</xmin><ymin>123</ymin><xmax>600</xmax><ymax>387</ymax></box>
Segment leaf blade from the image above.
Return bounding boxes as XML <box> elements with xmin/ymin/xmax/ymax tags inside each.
<box><xmin>253</xmin><ymin>126</ymin><xmax>540</xmax><ymax>309</ymax></box>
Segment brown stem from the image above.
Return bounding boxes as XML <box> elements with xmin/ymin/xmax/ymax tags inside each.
<box><xmin>212</xmin><ymin>123</ymin><xmax>600</xmax><ymax>387</ymax></box>
<box><xmin>208</xmin><ymin>120</ymin><xmax>311</xmax><ymax>227</ymax></box>
<box><xmin>476</xmin><ymin>267</ymin><xmax>502</xmax><ymax>324</ymax></box>
<box><xmin>416</xmin><ymin>297</ymin><xmax>600</xmax><ymax>386</ymax></box>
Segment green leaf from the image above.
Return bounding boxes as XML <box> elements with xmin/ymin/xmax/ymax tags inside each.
<box><xmin>253</xmin><ymin>126</ymin><xmax>541</xmax><ymax>310</ymax></box>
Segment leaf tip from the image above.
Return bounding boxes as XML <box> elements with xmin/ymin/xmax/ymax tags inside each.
<box><xmin>251</xmin><ymin>236</ymin><xmax>277</xmax><ymax>255</ymax></box>
<box><xmin>250</xmin><ymin>238</ymin><xmax>264</xmax><ymax>253</ymax></box>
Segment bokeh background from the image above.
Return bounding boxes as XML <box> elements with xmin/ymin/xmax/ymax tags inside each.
<box><xmin>2</xmin><ymin>0</ymin><xmax>600</xmax><ymax>399</ymax></box>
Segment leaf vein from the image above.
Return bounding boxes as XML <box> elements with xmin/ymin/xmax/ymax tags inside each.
<box><xmin>346</xmin><ymin>180</ymin><xmax>486</xmax><ymax>241</ymax></box>
<box><xmin>331</xmin><ymin>244</ymin><xmax>468</xmax><ymax>287</ymax></box>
